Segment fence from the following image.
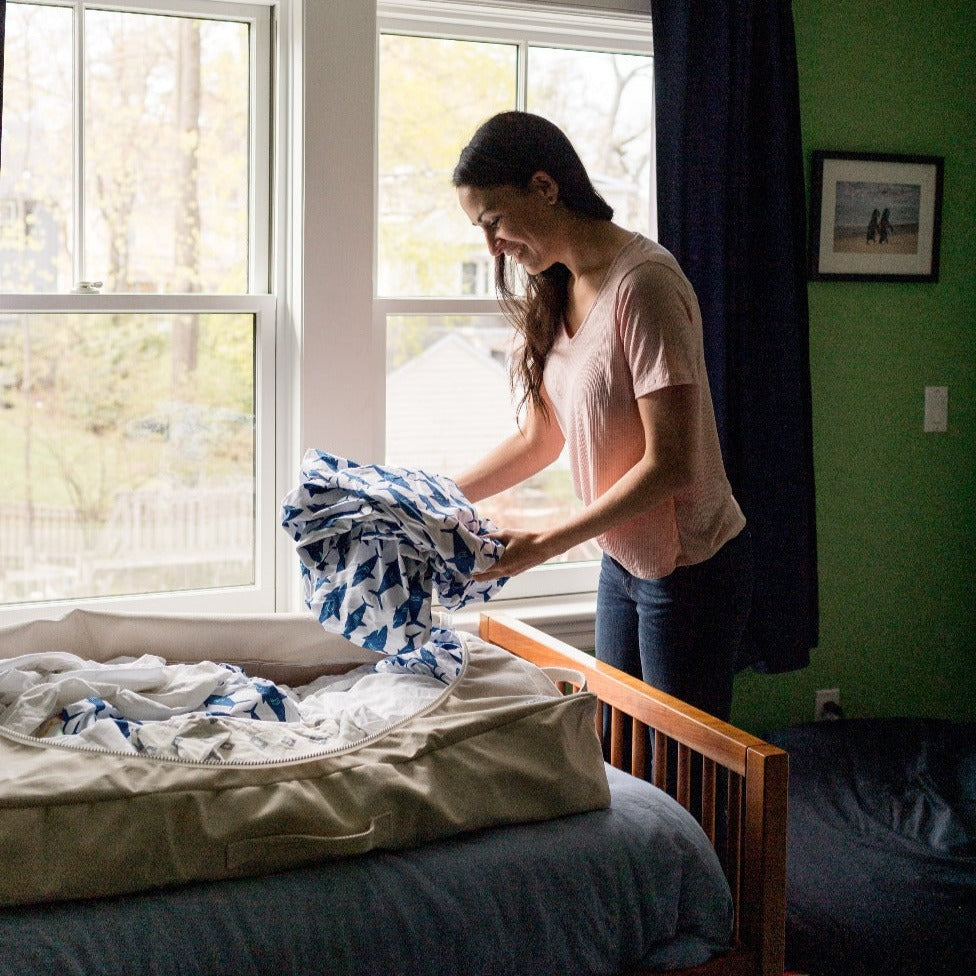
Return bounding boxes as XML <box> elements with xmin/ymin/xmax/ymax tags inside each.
<box><xmin>0</xmin><ymin>486</ymin><xmax>254</xmax><ymax>602</ymax></box>
<box><xmin>0</xmin><ymin>503</ymin><xmax>88</xmax><ymax>570</ymax></box>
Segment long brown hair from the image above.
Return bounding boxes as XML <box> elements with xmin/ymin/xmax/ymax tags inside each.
<box><xmin>453</xmin><ymin>112</ymin><xmax>613</xmax><ymax>419</ymax></box>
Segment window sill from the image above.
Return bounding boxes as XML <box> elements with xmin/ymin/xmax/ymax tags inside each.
<box><xmin>442</xmin><ymin>593</ymin><xmax>597</xmax><ymax>652</ymax></box>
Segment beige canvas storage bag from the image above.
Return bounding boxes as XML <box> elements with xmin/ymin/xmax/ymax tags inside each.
<box><xmin>0</xmin><ymin>610</ymin><xmax>609</xmax><ymax>906</ymax></box>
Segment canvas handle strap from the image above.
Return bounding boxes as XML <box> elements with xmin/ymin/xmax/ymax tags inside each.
<box><xmin>541</xmin><ymin>666</ymin><xmax>588</xmax><ymax>694</ymax></box>
<box><xmin>226</xmin><ymin>811</ymin><xmax>392</xmax><ymax>872</ymax></box>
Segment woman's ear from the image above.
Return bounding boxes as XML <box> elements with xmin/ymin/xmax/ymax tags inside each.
<box><xmin>529</xmin><ymin>170</ymin><xmax>559</xmax><ymax>206</ymax></box>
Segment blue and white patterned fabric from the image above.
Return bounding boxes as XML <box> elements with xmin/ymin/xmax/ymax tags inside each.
<box><xmin>281</xmin><ymin>451</ymin><xmax>507</xmax><ymax>682</ymax></box>
<box><xmin>201</xmin><ymin>665</ymin><xmax>301</xmax><ymax>723</ymax></box>
<box><xmin>1</xmin><ymin>652</ymin><xmax>449</xmax><ymax>762</ymax></box>
<box><xmin>60</xmin><ymin>697</ymin><xmax>134</xmax><ymax>737</ymax></box>
<box><xmin>50</xmin><ymin>663</ymin><xmax>301</xmax><ymax>742</ymax></box>
<box><xmin>372</xmin><ymin>626</ymin><xmax>466</xmax><ymax>684</ymax></box>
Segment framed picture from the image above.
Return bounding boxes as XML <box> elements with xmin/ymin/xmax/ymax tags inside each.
<box><xmin>808</xmin><ymin>151</ymin><xmax>944</xmax><ymax>282</ymax></box>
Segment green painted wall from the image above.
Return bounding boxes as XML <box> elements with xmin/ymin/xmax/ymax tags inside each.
<box><xmin>731</xmin><ymin>0</ymin><xmax>976</xmax><ymax>734</ymax></box>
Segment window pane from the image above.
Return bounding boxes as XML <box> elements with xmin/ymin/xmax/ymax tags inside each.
<box><xmin>377</xmin><ymin>34</ymin><xmax>516</xmax><ymax>298</ymax></box>
<box><xmin>84</xmin><ymin>10</ymin><xmax>250</xmax><ymax>293</ymax></box>
<box><xmin>377</xmin><ymin>26</ymin><xmax>652</xmax><ymax>576</ymax></box>
<box><xmin>0</xmin><ymin>312</ymin><xmax>255</xmax><ymax>604</ymax></box>
<box><xmin>528</xmin><ymin>47</ymin><xmax>653</xmax><ymax>235</ymax></box>
<box><xmin>0</xmin><ymin>3</ymin><xmax>73</xmax><ymax>293</ymax></box>
<box><xmin>385</xmin><ymin>315</ymin><xmax>598</xmax><ymax>564</ymax></box>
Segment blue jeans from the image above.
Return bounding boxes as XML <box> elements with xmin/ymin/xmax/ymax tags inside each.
<box><xmin>594</xmin><ymin>527</ymin><xmax>753</xmax><ymax>722</ymax></box>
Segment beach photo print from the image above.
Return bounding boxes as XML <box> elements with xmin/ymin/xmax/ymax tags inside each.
<box><xmin>808</xmin><ymin>151</ymin><xmax>944</xmax><ymax>282</ymax></box>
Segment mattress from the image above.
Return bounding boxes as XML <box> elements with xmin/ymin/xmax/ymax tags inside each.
<box><xmin>0</xmin><ymin>763</ymin><xmax>733</xmax><ymax>976</ymax></box>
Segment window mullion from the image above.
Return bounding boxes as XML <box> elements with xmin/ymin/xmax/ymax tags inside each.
<box><xmin>516</xmin><ymin>37</ymin><xmax>528</xmax><ymax>109</ymax></box>
<box><xmin>73</xmin><ymin>1</ymin><xmax>86</xmax><ymax>290</ymax></box>
<box><xmin>374</xmin><ymin>298</ymin><xmax>502</xmax><ymax>316</ymax></box>
<box><xmin>249</xmin><ymin>5</ymin><xmax>272</xmax><ymax>293</ymax></box>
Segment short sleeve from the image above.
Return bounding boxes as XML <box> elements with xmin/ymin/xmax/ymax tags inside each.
<box><xmin>615</xmin><ymin>260</ymin><xmax>701</xmax><ymax>398</ymax></box>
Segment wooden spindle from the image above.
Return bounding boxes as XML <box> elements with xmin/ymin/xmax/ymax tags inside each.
<box><xmin>652</xmin><ymin>729</ymin><xmax>667</xmax><ymax>790</ymax></box>
<box><xmin>631</xmin><ymin>719</ymin><xmax>646</xmax><ymax>778</ymax></box>
<box><xmin>609</xmin><ymin>707</ymin><xmax>625</xmax><ymax>768</ymax></box>
<box><xmin>701</xmin><ymin>757</ymin><xmax>717</xmax><ymax>841</ymax></box>
<box><xmin>676</xmin><ymin>743</ymin><xmax>691</xmax><ymax>809</ymax></box>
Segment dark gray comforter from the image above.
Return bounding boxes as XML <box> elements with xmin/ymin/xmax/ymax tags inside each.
<box><xmin>767</xmin><ymin>718</ymin><xmax>976</xmax><ymax>976</ymax></box>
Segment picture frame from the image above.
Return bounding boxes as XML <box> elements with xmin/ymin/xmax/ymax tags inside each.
<box><xmin>808</xmin><ymin>151</ymin><xmax>944</xmax><ymax>282</ymax></box>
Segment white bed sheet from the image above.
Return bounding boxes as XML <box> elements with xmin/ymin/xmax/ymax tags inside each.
<box><xmin>0</xmin><ymin>651</ymin><xmax>446</xmax><ymax>762</ymax></box>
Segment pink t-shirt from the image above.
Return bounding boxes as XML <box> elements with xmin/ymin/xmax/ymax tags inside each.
<box><xmin>543</xmin><ymin>234</ymin><xmax>745</xmax><ymax>579</ymax></box>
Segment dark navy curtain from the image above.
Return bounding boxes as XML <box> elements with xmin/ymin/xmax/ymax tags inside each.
<box><xmin>650</xmin><ymin>0</ymin><xmax>818</xmax><ymax>672</ymax></box>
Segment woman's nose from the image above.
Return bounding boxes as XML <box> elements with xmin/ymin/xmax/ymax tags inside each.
<box><xmin>484</xmin><ymin>228</ymin><xmax>504</xmax><ymax>257</ymax></box>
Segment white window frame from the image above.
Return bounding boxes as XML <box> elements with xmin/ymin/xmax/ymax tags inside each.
<box><xmin>0</xmin><ymin>0</ymin><xmax>651</xmax><ymax>633</ymax></box>
<box><xmin>371</xmin><ymin>0</ymin><xmax>655</xmax><ymax>604</ymax></box>
<box><xmin>0</xmin><ymin>0</ymin><xmax>285</xmax><ymax>625</ymax></box>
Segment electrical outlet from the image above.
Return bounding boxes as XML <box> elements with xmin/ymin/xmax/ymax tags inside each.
<box><xmin>924</xmin><ymin>386</ymin><xmax>948</xmax><ymax>433</ymax></box>
<box><xmin>814</xmin><ymin>688</ymin><xmax>841</xmax><ymax>721</ymax></box>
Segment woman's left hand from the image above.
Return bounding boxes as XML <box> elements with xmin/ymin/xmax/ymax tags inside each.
<box><xmin>474</xmin><ymin>528</ymin><xmax>556</xmax><ymax>581</ymax></box>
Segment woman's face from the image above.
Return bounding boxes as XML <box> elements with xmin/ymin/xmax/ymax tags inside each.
<box><xmin>457</xmin><ymin>177</ymin><xmax>560</xmax><ymax>275</ymax></box>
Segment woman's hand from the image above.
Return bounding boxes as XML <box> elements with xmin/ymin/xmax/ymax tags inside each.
<box><xmin>474</xmin><ymin>528</ymin><xmax>558</xmax><ymax>581</ymax></box>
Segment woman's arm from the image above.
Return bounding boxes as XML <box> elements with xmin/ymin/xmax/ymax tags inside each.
<box><xmin>474</xmin><ymin>383</ymin><xmax>698</xmax><ymax>579</ymax></box>
<box><xmin>454</xmin><ymin>391</ymin><xmax>565</xmax><ymax>503</ymax></box>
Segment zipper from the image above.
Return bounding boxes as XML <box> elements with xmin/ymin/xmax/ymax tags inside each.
<box><xmin>0</xmin><ymin>640</ymin><xmax>471</xmax><ymax>769</ymax></box>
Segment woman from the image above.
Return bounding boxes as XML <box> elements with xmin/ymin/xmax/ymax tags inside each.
<box><xmin>878</xmin><ymin>207</ymin><xmax>892</xmax><ymax>244</ymax></box>
<box><xmin>867</xmin><ymin>208</ymin><xmax>880</xmax><ymax>243</ymax></box>
<box><xmin>452</xmin><ymin>111</ymin><xmax>751</xmax><ymax>721</ymax></box>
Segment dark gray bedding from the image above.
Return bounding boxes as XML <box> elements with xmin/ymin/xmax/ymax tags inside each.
<box><xmin>0</xmin><ymin>764</ymin><xmax>732</xmax><ymax>976</ymax></box>
<box><xmin>766</xmin><ymin>718</ymin><xmax>976</xmax><ymax>976</ymax></box>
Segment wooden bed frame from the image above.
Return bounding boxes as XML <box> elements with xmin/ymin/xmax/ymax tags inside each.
<box><xmin>480</xmin><ymin>611</ymin><xmax>789</xmax><ymax>976</ymax></box>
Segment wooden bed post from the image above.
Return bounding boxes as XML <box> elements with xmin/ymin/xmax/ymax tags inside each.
<box><xmin>739</xmin><ymin>745</ymin><xmax>789</xmax><ymax>976</ymax></box>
